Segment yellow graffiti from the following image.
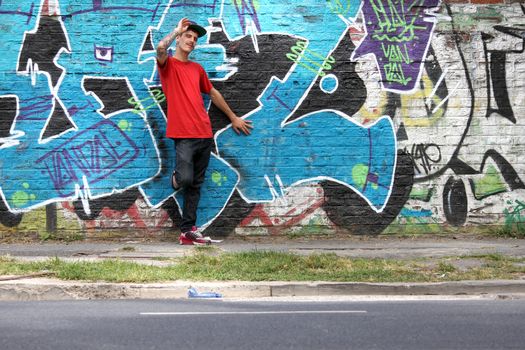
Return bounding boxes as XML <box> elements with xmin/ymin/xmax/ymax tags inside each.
<box><xmin>355</xmin><ymin>90</ymin><xmax>389</xmax><ymax>122</ymax></box>
<box><xmin>354</xmin><ymin>73</ymin><xmax>447</xmax><ymax>127</ymax></box>
<box><xmin>231</xmin><ymin>0</ymin><xmax>260</xmax><ymax>11</ymax></box>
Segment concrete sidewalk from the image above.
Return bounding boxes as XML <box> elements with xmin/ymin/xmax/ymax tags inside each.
<box><xmin>1</xmin><ymin>235</ymin><xmax>525</xmax><ymax>300</ymax></box>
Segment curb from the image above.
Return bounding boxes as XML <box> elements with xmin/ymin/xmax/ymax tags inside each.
<box><xmin>270</xmin><ymin>280</ymin><xmax>525</xmax><ymax>297</ymax></box>
<box><xmin>1</xmin><ymin>279</ymin><xmax>525</xmax><ymax>301</ymax></box>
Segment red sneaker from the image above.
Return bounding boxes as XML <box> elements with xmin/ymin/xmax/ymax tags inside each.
<box><xmin>179</xmin><ymin>230</ymin><xmax>209</xmax><ymax>245</ymax></box>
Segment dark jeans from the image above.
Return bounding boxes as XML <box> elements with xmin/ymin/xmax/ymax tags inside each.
<box><xmin>173</xmin><ymin>138</ymin><xmax>213</xmax><ymax>232</ymax></box>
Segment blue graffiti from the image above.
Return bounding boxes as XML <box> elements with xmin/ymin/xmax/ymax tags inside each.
<box><xmin>0</xmin><ymin>1</ymin><xmax>55</xmax><ymax>210</ymax></box>
<box><xmin>215</xmin><ymin>0</ymin><xmax>397</xmax><ymax>212</ymax></box>
<box><xmin>0</xmin><ymin>0</ymin><xmax>160</xmax><ymax>211</ymax></box>
<box><xmin>55</xmin><ymin>0</ymin><xmax>237</xmax><ymax>225</ymax></box>
<box><xmin>0</xmin><ymin>0</ymin><xmax>399</xmax><ymax>229</ymax></box>
<box><xmin>217</xmin><ymin>111</ymin><xmax>396</xmax><ymax>211</ymax></box>
<box><xmin>401</xmin><ymin>208</ymin><xmax>433</xmax><ymax>218</ymax></box>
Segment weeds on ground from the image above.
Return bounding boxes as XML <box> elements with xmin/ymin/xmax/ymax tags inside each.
<box><xmin>497</xmin><ymin>200</ymin><xmax>525</xmax><ymax>238</ymax></box>
<box><xmin>1</xmin><ymin>251</ymin><xmax>525</xmax><ymax>283</ymax></box>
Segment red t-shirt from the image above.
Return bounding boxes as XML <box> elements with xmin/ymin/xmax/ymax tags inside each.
<box><xmin>158</xmin><ymin>57</ymin><xmax>214</xmax><ymax>138</ymax></box>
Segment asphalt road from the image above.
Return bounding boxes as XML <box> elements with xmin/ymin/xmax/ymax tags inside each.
<box><xmin>1</xmin><ymin>298</ymin><xmax>524</xmax><ymax>349</ymax></box>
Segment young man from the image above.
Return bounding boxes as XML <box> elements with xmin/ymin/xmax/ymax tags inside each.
<box><xmin>157</xmin><ymin>18</ymin><xmax>252</xmax><ymax>245</ymax></box>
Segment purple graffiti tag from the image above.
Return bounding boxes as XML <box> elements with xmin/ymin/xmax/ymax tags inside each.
<box><xmin>17</xmin><ymin>95</ymin><xmax>54</xmax><ymax>120</ymax></box>
<box><xmin>353</xmin><ymin>0</ymin><xmax>440</xmax><ymax>92</ymax></box>
<box><xmin>0</xmin><ymin>2</ymin><xmax>34</xmax><ymax>24</ymax></box>
<box><xmin>36</xmin><ymin>120</ymin><xmax>139</xmax><ymax>197</ymax></box>
<box><xmin>233</xmin><ymin>0</ymin><xmax>261</xmax><ymax>33</ymax></box>
<box><xmin>67</xmin><ymin>100</ymin><xmax>96</xmax><ymax>118</ymax></box>
<box><xmin>266</xmin><ymin>85</ymin><xmax>293</xmax><ymax>112</ymax></box>
<box><xmin>93</xmin><ymin>0</ymin><xmax>102</xmax><ymax>10</ymax></box>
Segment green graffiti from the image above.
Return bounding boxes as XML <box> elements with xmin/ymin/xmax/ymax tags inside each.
<box><xmin>128</xmin><ymin>88</ymin><xmax>165</xmax><ymax>115</ymax></box>
<box><xmin>232</xmin><ymin>0</ymin><xmax>260</xmax><ymax>11</ymax></box>
<box><xmin>11</xmin><ymin>183</ymin><xmax>36</xmax><ymax>208</ymax></box>
<box><xmin>211</xmin><ymin>170</ymin><xmax>227</xmax><ymax>186</ymax></box>
<box><xmin>12</xmin><ymin>192</ymin><xmax>34</xmax><ymax>208</ymax></box>
<box><xmin>503</xmin><ymin>200</ymin><xmax>525</xmax><ymax>235</ymax></box>
<box><xmin>327</xmin><ymin>0</ymin><xmax>356</xmax><ymax>17</ymax></box>
<box><xmin>11</xmin><ymin>191</ymin><xmax>30</xmax><ymax>208</ymax></box>
<box><xmin>370</xmin><ymin>0</ymin><xmax>427</xmax><ymax>43</ymax></box>
<box><xmin>471</xmin><ymin>165</ymin><xmax>507</xmax><ymax>200</ymax></box>
<box><xmin>351</xmin><ymin>164</ymin><xmax>369</xmax><ymax>188</ymax></box>
<box><xmin>286</xmin><ymin>41</ymin><xmax>335</xmax><ymax>77</ymax></box>
<box><xmin>409</xmin><ymin>186</ymin><xmax>435</xmax><ymax>202</ymax></box>
<box><xmin>381</xmin><ymin>43</ymin><xmax>412</xmax><ymax>86</ymax></box>
<box><xmin>381</xmin><ymin>43</ymin><xmax>412</xmax><ymax>64</ymax></box>
<box><xmin>118</xmin><ymin>119</ymin><xmax>131</xmax><ymax>132</ymax></box>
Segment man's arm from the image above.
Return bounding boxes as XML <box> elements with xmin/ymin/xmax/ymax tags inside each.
<box><xmin>209</xmin><ymin>88</ymin><xmax>253</xmax><ymax>135</ymax></box>
<box><xmin>156</xmin><ymin>18</ymin><xmax>190</xmax><ymax>66</ymax></box>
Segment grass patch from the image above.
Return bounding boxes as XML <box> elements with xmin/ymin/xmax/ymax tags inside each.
<box><xmin>494</xmin><ymin>225</ymin><xmax>525</xmax><ymax>239</ymax></box>
<box><xmin>38</xmin><ymin>231</ymin><xmax>84</xmax><ymax>242</ymax></box>
<box><xmin>1</xmin><ymin>251</ymin><xmax>525</xmax><ymax>283</ymax></box>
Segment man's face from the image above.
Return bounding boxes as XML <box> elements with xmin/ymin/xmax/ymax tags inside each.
<box><xmin>177</xmin><ymin>30</ymin><xmax>198</xmax><ymax>53</ymax></box>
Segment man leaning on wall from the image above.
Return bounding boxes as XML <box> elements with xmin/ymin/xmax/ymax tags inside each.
<box><xmin>156</xmin><ymin>18</ymin><xmax>253</xmax><ymax>245</ymax></box>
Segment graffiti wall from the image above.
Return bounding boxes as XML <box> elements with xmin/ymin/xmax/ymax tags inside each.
<box><xmin>0</xmin><ymin>0</ymin><xmax>523</xmax><ymax>239</ymax></box>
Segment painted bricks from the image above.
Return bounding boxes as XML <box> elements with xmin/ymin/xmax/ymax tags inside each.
<box><xmin>0</xmin><ymin>1</ymin><xmax>524</xmax><ymax>239</ymax></box>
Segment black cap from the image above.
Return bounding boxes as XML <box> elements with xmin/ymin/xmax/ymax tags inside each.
<box><xmin>187</xmin><ymin>22</ymin><xmax>207</xmax><ymax>38</ymax></box>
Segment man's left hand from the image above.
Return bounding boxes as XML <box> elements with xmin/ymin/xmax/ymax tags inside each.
<box><xmin>231</xmin><ymin>116</ymin><xmax>253</xmax><ymax>135</ymax></box>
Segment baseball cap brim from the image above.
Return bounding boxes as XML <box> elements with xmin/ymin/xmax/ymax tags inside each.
<box><xmin>187</xmin><ymin>23</ymin><xmax>207</xmax><ymax>38</ymax></box>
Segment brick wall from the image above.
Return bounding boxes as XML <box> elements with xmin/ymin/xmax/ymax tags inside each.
<box><xmin>0</xmin><ymin>0</ymin><xmax>523</xmax><ymax>240</ymax></box>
